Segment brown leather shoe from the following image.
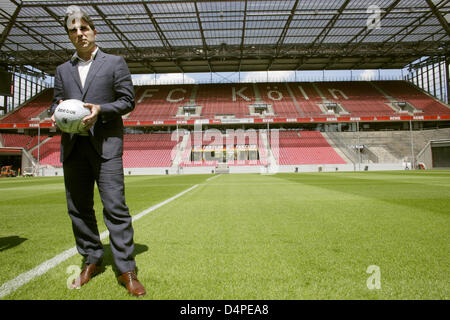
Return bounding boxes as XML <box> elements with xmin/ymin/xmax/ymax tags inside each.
<box><xmin>117</xmin><ymin>271</ymin><xmax>146</xmax><ymax>297</ymax></box>
<box><xmin>70</xmin><ymin>264</ymin><xmax>102</xmax><ymax>289</ymax></box>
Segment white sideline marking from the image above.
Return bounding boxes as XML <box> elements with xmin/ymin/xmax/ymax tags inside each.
<box><xmin>0</xmin><ymin>184</ymin><xmax>199</xmax><ymax>299</ymax></box>
<box><xmin>132</xmin><ymin>184</ymin><xmax>199</xmax><ymax>222</ymax></box>
<box><xmin>206</xmin><ymin>174</ymin><xmax>222</xmax><ymax>182</ymax></box>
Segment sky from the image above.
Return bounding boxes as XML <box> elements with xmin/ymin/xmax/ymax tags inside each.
<box><xmin>131</xmin><ymin>68</ymin><xmax>407</xmax><ymax>86</ymax></box>
<box><xmin>39</xmin><ymin>66</ymin><xmax>407</xmax><ymax>90</ymax></box>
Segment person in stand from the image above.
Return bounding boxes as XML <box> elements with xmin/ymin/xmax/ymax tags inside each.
<box><xmin>50</xmin><ymin>6</ymin><xmax>146</xmax><ymax>297</ymax></box>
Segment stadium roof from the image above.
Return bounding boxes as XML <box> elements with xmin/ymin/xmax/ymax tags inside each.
<box><xmin>1</xmin><ymin>0</ymin><xmax>450</xmax><ymax>75</ymax></box>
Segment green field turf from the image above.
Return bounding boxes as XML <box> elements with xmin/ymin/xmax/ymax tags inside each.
<box><xmin>0</xmin><ymin>171</ymin><xmax>449</xmax><ymax>300</ymax></box>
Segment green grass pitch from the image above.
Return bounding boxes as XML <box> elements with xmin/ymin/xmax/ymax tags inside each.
<box><xmin>0</xmin><ymin>171</ymin><xmax>449</xmax><ymax>300</ymax></box>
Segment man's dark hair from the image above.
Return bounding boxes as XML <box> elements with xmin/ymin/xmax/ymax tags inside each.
<box><xmin>63</xmin><ymin>6</ymin><xmax>95</xmax><ymax>34</ymax></box>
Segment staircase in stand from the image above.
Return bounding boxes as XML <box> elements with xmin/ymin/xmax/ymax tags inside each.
<box><xmin>215</xmin><ymin>162</ymin><xmax>229</xmax><ymax>174</ymax></box>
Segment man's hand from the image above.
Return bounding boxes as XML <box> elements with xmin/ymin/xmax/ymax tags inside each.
<box><xmin>51</xmin><ymin>100</ymin><xmax>63</xmax><ymax>127</ymax></box>
<box><xmin>82</xmin><ymin>103</ymin><xmax>101</xmax><ymax>131</ymax></box>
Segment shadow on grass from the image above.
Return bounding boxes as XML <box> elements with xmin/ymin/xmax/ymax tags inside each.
<box><xmin>0</xmin><ymin>236</ymin><xmax>27</xmax><ymax>252</ymax></box>
<box><xmin>79</xmin><ymin>243</ymin><xmax>149</xmax><ymax>277</ymax></box>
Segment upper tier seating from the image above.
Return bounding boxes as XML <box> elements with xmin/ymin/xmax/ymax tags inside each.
<box><xmin>314</xmin><ymin>81</ymin><xmax>395</xmax><ymax>116</ymax></box>
<box><xmin>374</xmin><ymin>81</ymin><xmax>450</xmax><ymax>115</ymax></box>
<box><xmin>289</xmin><ymin>82</ymin><xmax>324</xmax><ymax>117</ymax></box>
<box><xmin>196</xmin><ymin>83</ymin><xmax>254</xmax><ymax>118</ymax></box>
<box><xmin>258</xmin><ymin>82</ymin><xmax>301</xmax><ymax>117</ymax></box>
<box><xmin>1</xmin><ymin>89</ymin><xmax>53</xmax><ymax>123</ymax></box>
<box><xmin>129</xmin><ymin>81</ymin><xmax>449</xmax><ymax>119</ymax></box>
<box><xmin>2</xmin><ymin>81</ymin><xmax>449</xmax><ymax>126</ymax></box>
<box><xmin>129</xmin><ymin>85</ymin><xmax>193</xmax><ymax>120</ymax></box>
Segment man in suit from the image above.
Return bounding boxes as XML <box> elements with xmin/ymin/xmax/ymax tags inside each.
<box><xmin>50</xmin><ymin>6</ymin><xmax>146</xmax><ymax>297</ymax></box>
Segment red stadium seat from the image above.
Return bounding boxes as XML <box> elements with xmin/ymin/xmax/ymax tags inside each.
<box><xmin>274</xmin><ymin>131</ymin><xmax>347</xmax><ymax>165</ymax></box>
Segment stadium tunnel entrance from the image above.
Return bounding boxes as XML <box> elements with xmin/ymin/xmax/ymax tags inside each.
<box><xmin>0</xmin><ymin>148</ymin><xmax>22</xmax><ymax>176</ymax></box>
<box><xmin>0</xmin><ymin>147</ymin><xmax>36</xmax><ymax>176</ymax></box>
<box><xmin>431</xmin><ymin>141</ymin><xmax>450</xmax><ymax>168</ymax></box>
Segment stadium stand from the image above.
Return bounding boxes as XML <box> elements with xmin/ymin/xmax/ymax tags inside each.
<box><xmin>314</xmin><ymin>81</ymin><xmax>396</xmax><ymax>117</ymax></box>
<box><xmin>1</xmin><ymin>80</ymin><xmax>449</xmax><ymax>171</ymax></box>
<box><xmin>290</xmin><ymin>82</ymin><xmax>324</xmax><ymax>117</ymax></box>
<box><xmin>123</xmin><ymin>133</ymin><xmax>180</xmax><ymax>167</ymax></box>
<box><xmin>179</xmin><ymin>130</ymin><xmax>264</xmax><ymax>167</ymax></box>
<box><xmin>33</xmin><ymin>133</ymin><xmax>181</xmax><ymax>168</ymax></box>
<box><xmin>2</xmin><ymin>81</ymin><xmax>450</xmax><ymax>126</ymax></box>
<box><xmin>374</xmin><ymin>81</ymin><xmax>450</xmax><ymax>115</ymax></box>
<box><xmin>129</xmin><ymin>85</ymin><xmax>193</xmax><ymax>121</ymax></box>
<box><xmin>196</xmin><ymin>83</ymin><xmax>252</xmax><ymax>119</ymax></box>
<box><xmin>1</xmin><ymin>133</ymin><xmax>48</xmax><ymax>150</ymax></box>
<box><xmin>0</xmin><ymin>0</ymin><xmax>448</xmax><ymax>176</ymax></box>
<box><xmin>0</xmin><ymin>89</ymin><xmax>53</xmax><ymax>123</ymax></box>
<box><xmin>274</xmin><ymin>131</ymin><xmax>347</xmax><ymax>165</ymax></box>
<box><xmin>31</xmin><ymin>135</ymin><xmax>60</xmax><ymax>167</ymax></box>
<box><xmin>257</xmin><ymin>83</ymin><xmax>299</xmax><ymax>118</ymax></box>
<box><xmin>1</xmin><ymin>133</ymin><xmax>34</xmax><ymax>149</ymax></box>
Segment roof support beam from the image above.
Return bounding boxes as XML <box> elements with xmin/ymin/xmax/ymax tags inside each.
<box><xmin>268</xmin><ymin>0</ymin><xmax>299</xmax><ymax>71</ymax></box>
<box><xmin>142</xmin><ymin>2</ymin><xmax>171</xmax><ymax>51</ymax></box>
<box><xmin>0</xmin><ymin>1</ymin><xmax>22</xmax><ymax>51</ymax></box>
<box><xmin>4</xmin><ymin>6</ymin><xmax>68</xmax><ymax>59</ymax></box>
<box><xmin>275</xmin><ymin>0</ymin><xmax>299</xmax><ymax>55</ymax></box>
<box><xmin>1</xmin><ymin>0</ymin><xmax>448</xmax><ymax>74</ymax></box>
<box><xmin>41</xmin><ymin>5</ymin><xmax>65</xmax><ymax>29</ymax></box>
<box><xmin>266</xmin><ymin>0</ymin><xmax>299</xmax><ymax>71</ymax></box>
<box><xmin>344</xmin><ymin>0</ymin><xmax>401</xmax><ymax>54</ymax></box>
<box><xmin>194</xmin><ymin>1</ymin><xmax>212</xmax><ymax>73</ymax></box>
<box><xmin>381</xmin><ymin>10</ymin><xmax>436</xmax><ymax>55</ymax></box>
<box><xmin>0</xmin><ymin>8</ymin><xmax>67</xmax><ymax>68</ymax></box>
<box><xmin>310</xmin><ymin>0</ymin><xmax>350</xmax><ymax>49</ymax></box>
<box><xmin>238</xmin><ymin>0</ymin><xmax>248</xmax><ymax>72</ymax></box>
<box><xmin>19</xmin><ymin>0</ymin><xmax>239</xmax><ymax>7</ymax></box>
<box><xmin>0</xmin><ymin>42</ymin><xmax>41</xmax><ymax>67</ymax></box>
<box><xmin>294</xmin><ymin>56</ymin><xmax>305</xmax><ymax>70</ymax></box>
<box><xmin>142</xmin><ymin>1</ymin><xmax>184</xmax><ymax>73</ymax></box>
<box><xmin>377</xmin><ymin>1</ymin><xmax>448</xmax><ymax>57</ymax></box>
<box><xmin>92</xmin><ymin>4</ymin><xmax>156</xmax><ymax>74</ymax></box>
<box><xmin>425</xmin><ymin>0</ymin><xmax>450</xmax><ymax>37</ymax></box>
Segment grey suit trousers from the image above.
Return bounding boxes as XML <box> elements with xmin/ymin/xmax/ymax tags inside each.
<box><xmin>63</xmin><ymin>135</ymin><xmax>135</xmax><ymax>274</ymax></box>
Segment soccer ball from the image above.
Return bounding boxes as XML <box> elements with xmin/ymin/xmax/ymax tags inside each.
<box><xmin>54</xmin><ymin>99</ymin><xmax>91</xmax><ymax>134</ymax></box>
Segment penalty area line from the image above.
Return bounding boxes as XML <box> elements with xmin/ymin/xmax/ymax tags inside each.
<box><xmin>0</xmin><ymin>184</ymin><xmax>199</xmax><ymax>299</ymax></box>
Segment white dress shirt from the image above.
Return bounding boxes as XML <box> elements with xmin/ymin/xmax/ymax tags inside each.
<box><xmin>70</xmin><ymin>47</ymin><xmax>99</xmax><ymax>135</ymax></box>
<box><xmin>72</xmin><ymin>47</ymin><xmax>99</xmax><ymax>88</ymax></box>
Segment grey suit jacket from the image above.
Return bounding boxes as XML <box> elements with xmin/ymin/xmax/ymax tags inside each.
<box><xmin>51</xmin><ymin>49</ymin><xmax>135</xmax><ymax>162</ymax></box>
